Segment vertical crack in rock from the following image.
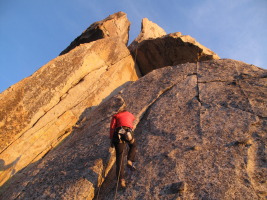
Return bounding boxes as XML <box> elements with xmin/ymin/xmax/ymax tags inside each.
<box><xmin>1</xmin><ymin>10</ymin><xmax>266</xmax><ymax>199</ymax></box>
<box><xmin>94</xmin><ymin>84</ymin><xmax>178</xmax><ymax>197</ymax></box>
<box><xmin>196</xmin><ymin>62</ymin><xmax>204</xmax><ymax>137</ymax></box>
<box><xmin>195</xmin><ymin>62</ymin><xmax>202</xmax><ymax>106</ymax></box>
<box><xmin>95</xmin><ymin>69</ymin><xmax>200</xmax><ymax>199</ymax></box>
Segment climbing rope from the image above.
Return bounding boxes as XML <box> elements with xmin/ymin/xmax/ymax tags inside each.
<box><xmin>114</xmin><ymin>146</ymin><xmax>125</xmax><ymax>200</ymax></box>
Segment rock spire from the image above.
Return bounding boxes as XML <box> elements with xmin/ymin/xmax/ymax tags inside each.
<box><xmin>60</xmin><ymin>11</ymin><xmax>130</xmax><ymax>55</ymax></box>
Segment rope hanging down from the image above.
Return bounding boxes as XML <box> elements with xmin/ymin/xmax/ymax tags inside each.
<box><xmin>114</xmin><ymin>147</ymin><xmax>124</xmax><ymax>200</ymax></box>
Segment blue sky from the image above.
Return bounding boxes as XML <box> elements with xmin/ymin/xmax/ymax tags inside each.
<box><xmin>0</xmin><ymin>0</ymin><xmax>266</xmax><ymax>93</ymax></box>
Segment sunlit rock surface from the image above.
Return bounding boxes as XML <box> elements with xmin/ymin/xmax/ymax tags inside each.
<box><xmin>1</xmin><ymin>11</ymin><xmax>266</xmax><ymax>200</ymax></box>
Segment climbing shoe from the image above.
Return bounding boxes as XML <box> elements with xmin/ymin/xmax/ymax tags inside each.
<box><xmin>120</xmin><ymin>179</ymin><xmax>126</xmax><ymax>188</ymax></box>
<box><xmin>127</xmin><ymin>160</ymin><xmax>136</xmax><ymax>171</ymax></box>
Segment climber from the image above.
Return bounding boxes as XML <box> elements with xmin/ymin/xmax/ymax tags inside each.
<box><xmin>110</xmin><ymin>106</ymin><xmax>137</xmax><ymax>188</ymax></box>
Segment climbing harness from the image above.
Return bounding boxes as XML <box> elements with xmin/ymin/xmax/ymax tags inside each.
<box><xmin>116</xmin><ymin>127</ymin><xmax>134</xmax><ymax>144</ymax></box>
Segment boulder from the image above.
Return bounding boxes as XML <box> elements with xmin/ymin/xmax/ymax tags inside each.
<box><xmin>0</xmin><ymin>36</ymin><xmax>139</xmax><ymax>187</ymax></box>
<box><xmin>60</xmin><ymin>11</ymin><xmax>130</xmax><ymax>55</ymax></box>
<box><xmin>128</xmin><ymin>19</ymin><xmax>220</xmax><ymax>75</ymax></box>
<box><xmin>2</xmin><ymin>59</ymin><xmax>266</xmax><ymax>200</ymax></box>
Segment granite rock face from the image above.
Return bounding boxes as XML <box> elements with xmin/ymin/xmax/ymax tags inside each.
<box><xmin>1</xmin><ymin>11</ymin><xmax>266</xmax><ymax>200</ymax></box>
<box><xmin>0</xmin><ymin>35</ymin><xmax>139</xmax><ymax>187</ymax></box>
<box><xmin>1</xmin><ymin>59</ymin><xmax>266</xmax><ymax>200</ymax></box>
<box><xmin>60</xmin><ymin>11</ymin><xmax>130</xmax><ymax>55</ymax></box>
<box><xmin>97</xmin><ymin>59</ymin><xmax>266</xmax><ymax>200</ymax></box>
<box><xmin>129</xmin><ymin>20</ymin><xmax>220</xmax><ymax>75</ymax></box>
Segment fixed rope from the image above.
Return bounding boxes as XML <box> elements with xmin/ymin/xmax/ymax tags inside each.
<box><xmin>114</xmin><ymin>146</ymin><xmax>125</xmax><ymax>200</ymax></box>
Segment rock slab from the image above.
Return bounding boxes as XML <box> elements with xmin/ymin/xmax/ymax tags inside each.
<box><xmin>1</xmin><ymin>59</ymin><xmax>266</xmax><ymax>200</ymax></box>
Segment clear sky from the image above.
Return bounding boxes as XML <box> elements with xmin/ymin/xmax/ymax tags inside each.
<box><xmin>0</xmin><ymin>0</ymin><xmax>266</xmax><ymax>93</ymax></box>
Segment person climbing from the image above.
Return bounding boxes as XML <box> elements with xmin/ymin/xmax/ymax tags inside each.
<box><xmin>110</xmin><ymin>107</ymin><xmax>137</xmax><ymax>188</ymax></box>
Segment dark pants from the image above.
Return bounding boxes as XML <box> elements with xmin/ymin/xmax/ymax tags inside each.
<box><xmin>113</xmin><ymin>140</ymin><xmax>137</xmax><ymax>180</ymax></box>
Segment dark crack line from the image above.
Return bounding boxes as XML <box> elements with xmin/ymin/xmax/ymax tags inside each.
<box><xmin>135</xmin><ymin>84</ymin><xmax>179</xmax><ymax>127</ymax></box>
<box><xmin>94</xmin><ymin>84</ymin><xmax>179</xmax><ymax>198</ymax></box>
<box><xmin>92</xmin><ymin>82</ymin><xmax>182</xmax><ymax>193</ymax></box>
<box><xmin>198</xmin><ymin>80</ymin><xmax>230</xmax><ymax>84</ymax></box>
<box><xmin>196</xmin><ymin>62</ymin><xmax>204</xmax><ymax>138</ymax></box>
<box><xmin>195</xmin><ymin>62</ymin><xmax>267</xmax><ymax>121</ymax></box>
<box><xmin>196</xmin><ymin>62</ymin><xmax>202</xmax><ymax>105</ymax></box>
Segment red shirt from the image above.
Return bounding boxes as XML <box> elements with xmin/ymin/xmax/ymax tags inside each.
<box><xmin>110</xmin><ymin>111</ymin><xmax>135</xmax><ymax>139</ymax></box>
